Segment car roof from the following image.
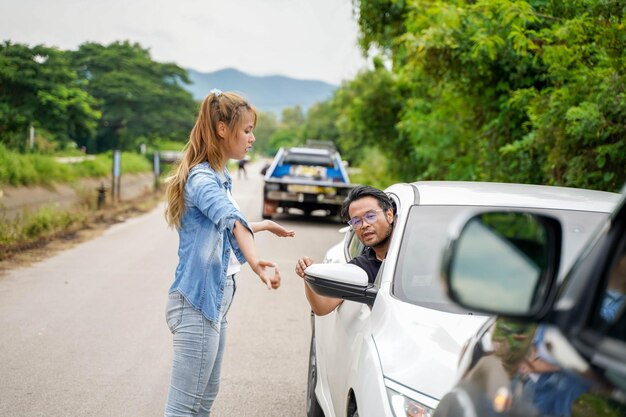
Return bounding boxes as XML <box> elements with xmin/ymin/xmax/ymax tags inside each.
<box><xmin>385</xmin><ymin>181</ymin><xmax>620</xmax><ymax>213</ymax></box>
<box><xmin>286</xmin><ymin>147</ymin><xmax>332</xmax><ymax>156</ymax></box>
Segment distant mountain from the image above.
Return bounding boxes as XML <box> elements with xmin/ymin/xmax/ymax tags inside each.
<box><xmin>184</xmin><ymin>68</ymin><xmax>337</xmax><ymax>116</ymax></box>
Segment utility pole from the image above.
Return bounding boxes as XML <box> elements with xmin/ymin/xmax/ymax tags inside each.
<box><xmin>112</xmin><ymin>150</ymin><xmax>121</xmax><ymax>203</ymax></box>
<box><xmin>153</xmin><ymin>152</ymin><xmax>161</xmax><ymax>192</ymax></box>
<box><xmin>29</xmin><ymin>124</ymin><xmax>35</xmax><ymax>149</ymax></box>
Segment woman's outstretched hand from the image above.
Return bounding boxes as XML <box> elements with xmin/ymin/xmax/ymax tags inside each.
<box><xmin>263</xmin><ymin>220</ymin><xmax>295</xmax><ymax>237</ymax></box>
<box><xmin>253</xmin><ymin>259</ymin><xmax>281</xmax><ymax>290</ymax></box>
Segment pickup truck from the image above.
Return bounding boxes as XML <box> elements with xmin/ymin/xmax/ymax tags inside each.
<box><xmin>262</xmin><ymin>146</ymin><xmax>356</xmax><ymax>219</ymax></box>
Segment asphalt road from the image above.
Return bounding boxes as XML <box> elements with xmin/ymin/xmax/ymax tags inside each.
<box><xmin>0</xmin><ymin>161</ymin><xmax>344</xmax><ymax>417</ymax></box>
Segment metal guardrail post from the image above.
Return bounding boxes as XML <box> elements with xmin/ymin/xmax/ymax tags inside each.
<box><xmin>153</xmin><ymin>152</ymin><xmax>161</xmax><ymax>192</ymax></box>
<box><xmin>112</xmin><ymin>150</ymin><xmax>121</xmax><ymax>203</ymax></box>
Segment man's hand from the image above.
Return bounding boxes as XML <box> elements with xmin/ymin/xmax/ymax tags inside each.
<box><xmin>253</xmin><ymin>259</ymin><xmax>281</xmax><ymax>290</ymax></box>
<box><xmin>295</xmin><ymin>256</ymin><xmax>343</xmax><ymax>316</ymax></box>
<box><xmin>295</xmin><ymin>256</ymin><xmax>314</xmax><ymax>278</ymax></box>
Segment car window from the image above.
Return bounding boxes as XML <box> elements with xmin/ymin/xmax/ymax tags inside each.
<box><xmin>344</xmin><ymin>192</ymin><xmax>397</xmax><ymax>267</ymax></box>
<box><xmin>592</xmin><ymin>235</ymin><xmax>626</xmax><ymax>343</ymax></box>
<box><xmin>282</xmin><ymin>152</ymin><xmax>334</xmax><ymax>167</ymax></box>
<box><xmin>393</xmin><ymin>205</ymin><xmax>610</xmax><ymax>312</ymax></box>
<box><xmin>347</xmin><ymin>229</ymin><xmax>363</xmax><ymax>260</ymax></box>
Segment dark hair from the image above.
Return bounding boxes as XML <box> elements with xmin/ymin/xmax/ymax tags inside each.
<box><xmin>340</xmin><ymin>185</ymin><xmax>396</xmax><ymax>221</ymax></box>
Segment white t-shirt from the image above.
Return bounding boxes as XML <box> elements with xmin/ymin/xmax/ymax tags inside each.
<box><xmin>226</xmin><ymin>188</ymin><xmax>242</xmax><ymax>276</ymax></box>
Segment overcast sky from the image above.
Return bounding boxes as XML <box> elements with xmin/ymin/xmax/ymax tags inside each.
<box><xmin>0</xmin><ymin>0</ymin><xmax>369</xmax><ymax>85</ymax></box>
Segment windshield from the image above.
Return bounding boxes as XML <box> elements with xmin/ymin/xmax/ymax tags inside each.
<box><xmin>393</xmin><ymin>205</ymin><xmax>610</xmax><ymax>312</ymax></box>
<box><xmin>282</xmin><ymin>152</ymin><xmax>334</xmax><ymax>167</ymax></box>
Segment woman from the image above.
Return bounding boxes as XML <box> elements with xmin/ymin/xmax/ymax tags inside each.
<box><xmin>164</xmin><ymin>89</ymin><xmax>294</xmax><ymax>416</ymax></box>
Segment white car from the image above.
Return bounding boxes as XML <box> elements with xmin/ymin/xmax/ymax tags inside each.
<box><xmin>304</xmin><ymin>181</ymin><xmax>620</xmax><ymax>417</ymax></box>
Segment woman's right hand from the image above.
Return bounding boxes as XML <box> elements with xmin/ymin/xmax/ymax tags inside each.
<box><xmin>253</xmin><ymin>259</ymin><xmax>281</xmax><ymax>290</ymax></box>
<box><xmin>263</xmin><ymin>220</ymin><xmax>295</xmax><ymax>237</ymax></box>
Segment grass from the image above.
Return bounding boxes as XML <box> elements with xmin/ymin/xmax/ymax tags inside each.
<box><xmin>0</xmin><ymin>204</ymin><xmax>89</xmax><ymax>259</ymax></box>
<box><xmin>153</xmin><ymin>140</ymin><xmax>186</xmax><ymax>151</ymax></box>
<box><xmin>573</xmin><ymin>392</ymin><xmax>626</xmax><ymax>417</ymax></box>
<box><xmin>0</xmin><ymin>145</ymin><xmax>153</xmax><ymax>186</ymax></box>
<box><xmin>0</xmin><ymin>192</ymin><xmax>164</xmax><ymax>264</ymax></box>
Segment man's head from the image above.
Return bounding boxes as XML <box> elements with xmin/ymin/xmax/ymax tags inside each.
<box><xmin>341</xmin><ymin>185</ymin><xmax>395</xmax><ymax>249</ymax></box>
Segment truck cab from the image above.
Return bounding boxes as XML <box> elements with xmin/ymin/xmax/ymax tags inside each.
<box><xmin>262</xmin><ymin>145</ymin><xmax>355</xmax><ymax>219</ymax></box>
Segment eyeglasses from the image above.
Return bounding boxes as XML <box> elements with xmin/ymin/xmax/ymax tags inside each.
<box><xmin>347</xmin><ymin>209</ymin><xmax>383</xmax><ymax>230</ymax></box>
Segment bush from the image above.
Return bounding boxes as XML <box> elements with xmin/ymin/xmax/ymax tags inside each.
<box><xmin>20</xmin><ymin>206</ymin><xmax>79</xmax><ymax>238</ymax></box>
<box><xmin>349</xmin><ymin>147</ymin><xmax>400</xmax><ymax>189</ymax></box>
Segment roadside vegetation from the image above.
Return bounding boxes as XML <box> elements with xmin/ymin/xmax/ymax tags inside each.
<box><xmin>0</xmin><ymin>205</ymin><xmax>86</xmax><ymax>257</ymax></box>
<box><xmin>252</xmin><ymin>1</ymin><xmax>626</xmax><ymax>192</ymax></box>
<box><xmin>0</xmin><ymin>40</ymin><xmax>197</xmax><ymax>154</ymax></box>
<box><xmin>0</xmin><ymin>190</ymin><xmax>164</xmax><ymax>263</ymax></box>
<box><xmin>0</xmin><ymin>144</ymin><xmax>152</xmax><ymax>186</ymax></box>
<box><xmin>0</xmin><ymin>41</ymin><xmax>192</xmax><ymax>251</ymax></box>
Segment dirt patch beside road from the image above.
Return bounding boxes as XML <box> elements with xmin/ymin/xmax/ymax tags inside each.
<box><xmin>0</xmin><ymin>172</ymin><xmax>156</xmax><ymax>220</ymax></box>
<box><xmin>0</xmin><ymin>175</ymin><xmax>164</xmax><ymax>274</ymax></box>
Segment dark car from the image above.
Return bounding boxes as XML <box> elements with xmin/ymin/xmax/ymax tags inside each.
<box><xmin>433</xmin><ymin>187</ymin><xmax>626</xmax><ymax>417</ymax></box>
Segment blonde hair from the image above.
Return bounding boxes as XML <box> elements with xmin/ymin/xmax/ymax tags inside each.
<box><xmin>165</xmin><ymin>91</ymin><xmax>256</xmax><ymax>228</ymax></box>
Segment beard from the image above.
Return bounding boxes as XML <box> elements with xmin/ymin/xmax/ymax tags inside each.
<box><xmin>370</xmin><ymin>222</ymin><xmax>393</xmax><ymax>249</ymax></box>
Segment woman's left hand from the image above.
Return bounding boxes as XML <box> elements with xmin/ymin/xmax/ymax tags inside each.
<box><xmin>264</xmin><ymin>220</ymin><xmax>295</xmax><ymax>237</ymax></box>
<box><xmin>253</xmin><ymin>259</ymin><xmax>281</xmax><ymax>290</ymax></box>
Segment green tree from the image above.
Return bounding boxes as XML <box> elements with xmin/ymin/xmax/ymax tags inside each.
<box><xmin>281</xmin><ymin>106</ymin><xmax>306</xmax><ymax>132</ymax></box>
<box><xmin>268</xmin><ymin>129</ymin><xmax>300</xmax><ymax>154</ymax></box>
<box><xmin>332</xmin><ymin>62</ymin><xmax>405</xmax><ymax>178</ymax></box>
<box><xmin>0</xmin><ymin>42</ymin><xmax>100</xmax><ymax>150</ymax></box>
<box><xmin>69</xmin><ymin>41</ymin><xmax>197</xmax><ymax>152</ymax></box>
<box><xmin>355</xmin><ymin>0</ymin><xmax>408</xmax><ymax>54</ymax></box>
<box><xmin>302</xmin><ymin>101</ymin><xmax>340</xmax><ymax>145</ymax></box>
<box><xmin>253</xmin><ymin>111</ymin><xmax>279</xmax><ymax>156</ymax></box>
<box><xmin>264</xmin><ymin>106</ymin><xmax>307</xmax><ymax>155</ymax></box>
<box><xmin>350</xmin><ymin>0</ymin><xmax>626</xmax><ymax>191</ymax></box>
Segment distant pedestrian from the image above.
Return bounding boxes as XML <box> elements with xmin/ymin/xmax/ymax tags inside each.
<box><xmin>164</xmin><ymin>89</ymin><xmax>295</xmax><ymax>416</ymax></box>
<box><xmin>237</xmin><ymin>158</ymin><xmax>247</xmax><ymax>179</ymax></box>
<box><xmin>260</xmin><ymin>162</ymin><xmax>271</xmax><ymax>176</ymax></box>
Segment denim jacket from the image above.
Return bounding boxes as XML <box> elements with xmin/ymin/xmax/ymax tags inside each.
<box><xmin>169</xmin><ymin>162</ymin><xmax>252</xmax><ymax>324</ymax></box>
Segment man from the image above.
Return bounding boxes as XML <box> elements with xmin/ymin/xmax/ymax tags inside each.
<box><xmin>295</xmin><ymin>185</ymin><xmax>396</xmax><ymax>315</ymax></box>
<box><xmin>237</xmin><ymin>158</ymin><xmax>248</xmax><ymax>179</ymax></box>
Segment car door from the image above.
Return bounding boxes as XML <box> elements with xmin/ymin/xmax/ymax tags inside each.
<box><xmin>553</xmin><ymin>194</ymin><xmax>626</xmax><ymax>416</ymax></box>
<box><xmin>314</xmin><ymin>192</ymin><xmax>402</xmax><ymax>416</ymax></box>
<box><xmin>521</xmin><ymin>191</ymin><xmax>626</xmax><ymax>417</ymax></box>
<box><xmin>435</xmin><ymin>193</ymin><xmax>626</xmax><ymax>417</ymax></box>
<box><xmin>323</xmin><ymin>300</ymin><xmax>373</xmax><ymax>415</ymax></box>
<box><xmin>316</xmin><ymin>228</ymin><xmax>371</xmax><ymax>415</ymax></box>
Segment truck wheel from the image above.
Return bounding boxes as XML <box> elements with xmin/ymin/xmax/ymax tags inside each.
<box><xmin>329</xmin><ymin>209</ymin><xmax>341</xmax><ymax>220</ymax></box>
<box><xmin>262</xmin><ymin>199</ymin><xmax>273</xmax><ymax>219</ymax></box>
<box><xmin>261</xmin><ymin>196</ymin><xmax>278</xmax><ymax>219</ymax></box>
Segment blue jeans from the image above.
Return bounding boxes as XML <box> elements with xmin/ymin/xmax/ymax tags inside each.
<box><xmin>164</xmin><ymin>275</ymin><xmax>235</xmax><ymax>417</ymax></box>
<box><xmin>522</xmin><ymin>371</ymin><xmax>590</xmax><ymax>417</ymax></box>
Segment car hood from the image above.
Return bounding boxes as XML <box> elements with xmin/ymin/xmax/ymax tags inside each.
<box><xmin>372</xmin><ymin>295</ymin><xmax>489</xmax><ymax>400</ymax></box>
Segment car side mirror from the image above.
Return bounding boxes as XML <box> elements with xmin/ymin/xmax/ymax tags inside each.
<box><xmin>441</xmin><ymin>211</ymin><xmax>562</xmax><ymax>318</ymax></box>
<box><xmin>304</xmin><ymin>263</ymin><xmax>377</xmax><ymax>305</ymax></box>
